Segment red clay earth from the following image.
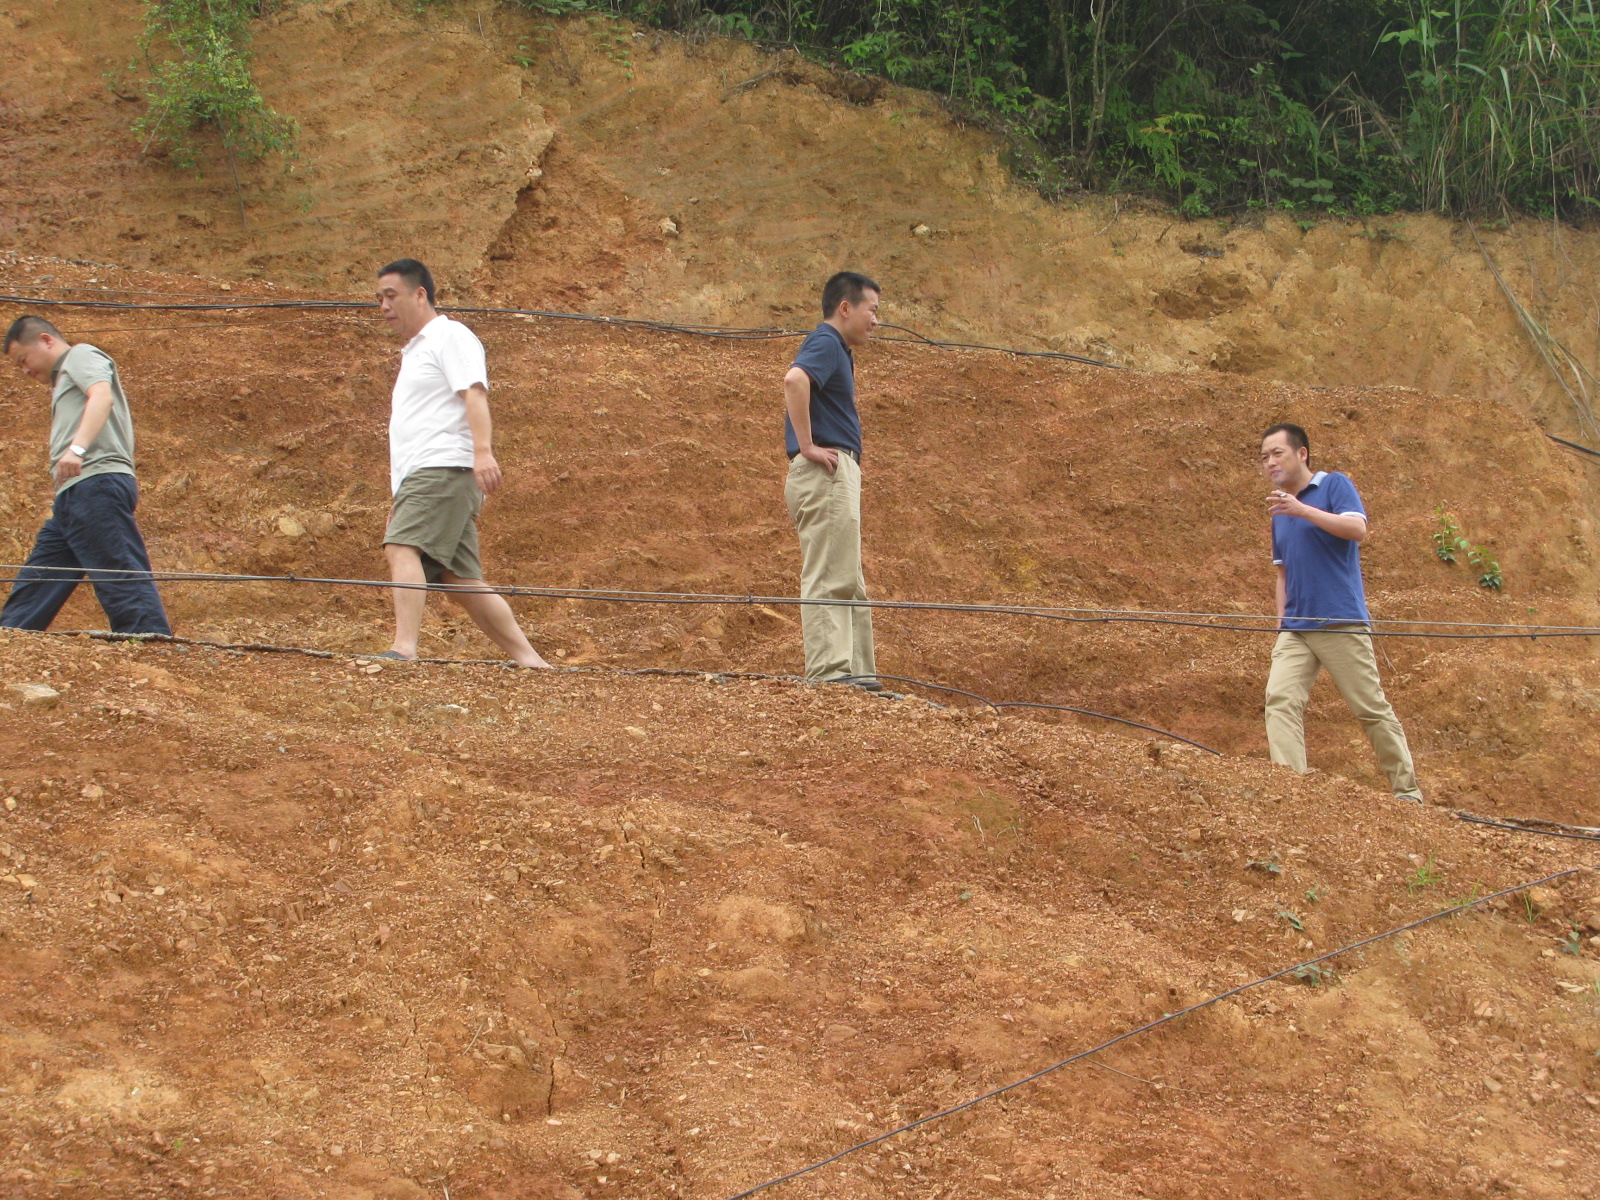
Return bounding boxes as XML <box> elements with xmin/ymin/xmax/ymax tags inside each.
<box><xmin>2</xmin><ymin>3</ymin><xmax>1600</xmax><ymax>1197</ymax></box>
<box><xmin>0</xmin><ymin>258</ymin><xmax>1598</xmax><ymax>1200</ymax></box>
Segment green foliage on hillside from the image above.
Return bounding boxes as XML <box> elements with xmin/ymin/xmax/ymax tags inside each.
<box><xmin>133</xmin><ymin>0</ymin><xmax>297</xmax><ymax>173</ymax></box>
<box><xmin>509</xmin><ymin>0</ymin><xmax>1600</xmax><ymax>219</ymax></box>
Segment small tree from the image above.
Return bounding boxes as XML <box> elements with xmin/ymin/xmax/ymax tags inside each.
<box><xmin>133</xmin><ymin>0</ymin><xmax>298</xmax><ymax>227</ymax></box>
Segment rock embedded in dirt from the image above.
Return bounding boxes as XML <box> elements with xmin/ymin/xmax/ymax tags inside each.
<box><xmin>8</xmin><ymin>683</ymin><xmax>60</xmax><ymax>709</ymax></box>
<box><xmin>1524</xmin><ymin>886</ymin><xmax>1565</xmax><ymax>917</ymax></box>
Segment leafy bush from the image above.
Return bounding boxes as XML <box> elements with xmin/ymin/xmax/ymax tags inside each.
<box><xmin>527</xmin><ymin>0</ymin><xmax>1600</xmax><ymax>218</ymax></box>
<box><xmin>134</xmin><ymin>0</ymin><xmax>297</xmax><ymax>174</ymax></box>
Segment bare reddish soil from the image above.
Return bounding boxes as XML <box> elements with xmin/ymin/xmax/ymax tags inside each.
<box><xmin>3</xmin><ymin>3</ymin><xmax>1600</xmax><ymax>1198</ymax></box>
<box><xmin>1</xmin><ymin>258</ymin><xmax>1599</xmax><ymax>1200</ymax></box>
<box><xmin>6</xmin><ymin>0</ymin><xmax>1600</xmax><ymax>440</ymax></box>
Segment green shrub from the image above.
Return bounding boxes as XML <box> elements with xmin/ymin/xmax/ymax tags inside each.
<box><xmin>133</xmin><ymin>0</ymin><xmax>297</xmax><ymax>175</ymax></box>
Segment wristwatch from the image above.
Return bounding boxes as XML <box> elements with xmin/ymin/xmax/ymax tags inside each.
<box><xmin>70</xmin><ymin>444</ymin><xmax>87</xmax><ymax>456</ymax></box>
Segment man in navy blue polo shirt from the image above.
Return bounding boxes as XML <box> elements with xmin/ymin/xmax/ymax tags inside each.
<box><xmin>783</xmin><ymin>272</ymin><xmax>881</xmax><ymax>688</ymax></box>
<box><xmin>1260</xmin><ymin>423</ymin><xmax>1423</xmax><ymax>801</ymax></box>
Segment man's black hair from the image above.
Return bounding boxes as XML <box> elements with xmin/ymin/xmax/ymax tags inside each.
<box><xmin>821</xmin><ymin>271</ymin><xmax>880</xmax><ymax>319</ymax></box>
<box><xmin>377</xmin><ymin>258</ymin><xmax>436</xmax><ymax>307</ymax></box>
<box><xmin>4</xmin><ymin>315</ymin><xmax>64</xmax><ymax>354</ymax></box>
<box><xmin>1262</xmin><ymin>422</ymin><xmax>1311</xmax><ymax>467</ymax></box>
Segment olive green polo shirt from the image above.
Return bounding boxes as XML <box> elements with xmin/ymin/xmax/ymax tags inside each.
<box><xmin>49</xmin><ymin>343</ymin><xmax>137</xmax><ymax>494</ymax></box>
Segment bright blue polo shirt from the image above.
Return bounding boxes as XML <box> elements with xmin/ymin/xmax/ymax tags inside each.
<box><xmin>784</xmin><ymin>323</ymin><xmax>860</xmax><ymax>458</ymax></box>
<box><xmin>1271</xmin><ymin>470</ymin><xmax>1371</xmax><ymax>631</ymax></box>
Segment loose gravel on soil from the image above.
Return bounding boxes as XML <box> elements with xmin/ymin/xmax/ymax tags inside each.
<box><xmin>2</xmin><ymin>629</ymin><xmax>1598</xmax><ymax>1199</ymax></box>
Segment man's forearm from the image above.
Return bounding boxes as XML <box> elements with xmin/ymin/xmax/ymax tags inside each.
<box><xmin>1275</xmin><ymin>567</ymin><xmax>1287</xmax><ymax>619</ymax></box>
<box><xmin>784</xmin><ymin>371</ymin><xmax>814</xmax><ymax>449</ymax></box>
<box><xmin>462</xmin><ymin>385</ymin><xmax>493</xmax><ymax>454</ymax></box>
<box><xmin>70</xmin><ymin>383</ymin><xmax>115</xmax><ymax>450</ymax></box>
<box><xmin>1299</xmin><ymin>508</ymin><xmax>1367</xmax><ymax>541</ymax></box>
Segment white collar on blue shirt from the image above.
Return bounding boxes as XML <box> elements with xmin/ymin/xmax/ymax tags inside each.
<box><xmin>1307</xmin><ymin>470</ymin><xmax>1327</xmax><ymax>486</ymax></box>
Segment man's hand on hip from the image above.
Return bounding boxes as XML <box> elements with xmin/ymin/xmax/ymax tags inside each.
<box><xmin>474</xmin><ymin>451</ymin><xmax>503</xmax><ymax>495</ymax></box>
<box><xmin>800</xmin><ymin>443</ymin><xmax>839</xmax><ymax>474</ymax></box>
<box><xmin>52</xmin><ymin>450</ymin><xmax>84</xmax><ymax>484</ymax></box>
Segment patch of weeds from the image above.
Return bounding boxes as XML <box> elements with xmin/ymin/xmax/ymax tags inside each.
<box><xmin>1356</xmin><ymin>222</ymin><xmax>1408</xmax><ymax>243</ymax></box>
<box><xmin>1405</xmin><ymin>854</ymin><xmax>1444</xmax><ymax>896</ymax></box>
<box><xmin>1433</xmin><ymin>506</ymin><xmax>1503</xmax><ymax>589</ymax></box>
<box><xmin>1520</xmin><ymin>892</ymin><xmax>1540</xmax><ymax>924</ymax></box>
<box><xmin>1560</xmin><ymin>927</ymin><xmax>1584</xmax><ymax>956</ymax></box>
<box><xmin>1304</xmin><ymin>887</ymin><xmax>1321</xmax><ymax>904</ymax></box>
<box><xmin>1278</xmin><ymin>909</ymin><xmax>1306</xmax><ymax>932</ymax></box>
<box><xmin>1246</xmin><ymin>855</ymin><xmax>1283</xmax><ymax>877</ymax></box>
<box><xmin>1291</xmin><ymin>962</ymin><xmax>1338</xmax><ymax>987</ymax></box>
<box><xmin>1451</xmin><ymin>882</ymin><xmax>1488</xmax><ymax>909</ymax></box>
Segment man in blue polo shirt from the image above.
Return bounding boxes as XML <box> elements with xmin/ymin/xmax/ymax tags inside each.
<box><xmin>783</xmin><ymin>271</ymin><xmax>881</xmax><ymax>688</ymax></box>
<box><xmin>1260</xmin><ymin>423</ymin><xmax>1422</xmax><ymax>801</ymax></box>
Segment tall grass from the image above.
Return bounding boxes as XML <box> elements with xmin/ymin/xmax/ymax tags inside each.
<box><xmin>1371</xmin><ymin>0</ymin><xmax>1600</xmax><ymax>213</ymax></box>
<box><xmin>509</xmin><ymin>0</ymin><xmax>1600</xmax><ymax>217</ymax></box>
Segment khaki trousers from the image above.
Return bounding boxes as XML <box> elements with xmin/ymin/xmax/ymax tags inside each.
<box><xmin>785</xmin><ymin>452</ymin><xmax>876</xmax><ymax>681</ymax></box>
<box><xmin>1265</xmin><ymin>625</ymin><xmax>1422</xmax><ymax>799</ymax></box>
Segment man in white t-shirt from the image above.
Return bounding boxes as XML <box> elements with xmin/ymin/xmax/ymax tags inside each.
<box><xmin>373</xmin><ymin>259</ymin><xmax>551</xmax><ymax>667</ymax></box>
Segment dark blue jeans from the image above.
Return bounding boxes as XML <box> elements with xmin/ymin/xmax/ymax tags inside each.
<box><xmin>1</xmin><ymin>473</ymin><xmax>172</xmax><ymax>635</ymax></box>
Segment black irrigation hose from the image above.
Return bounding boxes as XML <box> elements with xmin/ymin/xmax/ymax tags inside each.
<box><xmin>1452</xmin><ymin>811</ymin><xmax>1600</xmax><ymax>843</ymax></box>
<box><xmin>0</xmin><ymin>291</ymin><xmax>1122</xmax><ymax>367</ymax></box>
<box><xmin>840</xmin><ymin>673</ymin><xmax>1001</xmax><ymax>710</ymax></box>
<box><xmin>37</xmin><ymin>630</ymin><xmax>1222</xmax><ymax>752</ymax></box>
<box><xmin>48</xmin><ymin>632</ymin><xmax>1600</xmax><ymax>834</ymax></box>
<box><xmin>1547</xmin><ymin>433</ymin><xmax>1600</xmax><ymax>460</ymax></box>
<box><xmin>6</xmin><ymin>565</ymin><xmax>1600</xmax><ymax>640</ymax></box>
<box><xmin>722</xmin><ymin>864</ymin><xmax>1593</xmax><ymax>1200</ymax></box>
<box><xmin>994</xmin><ymin>700</ymin><xmax>1221</xmax><ymax>755</ymax></box>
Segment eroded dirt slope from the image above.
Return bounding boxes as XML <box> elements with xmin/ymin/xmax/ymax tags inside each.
<box><xmin>2</xmin><ymin>632</ymin><xmax>1598</xmax><ymax>1200</ymax></box>
<box><xmin>4</xmin><ymin>0</ymin><xmax>1600</xmax><ymax>439</ymax></box>
<box><xmin>2</xmin><ymin>258</ymin><xmax>1598</xmax><ymax>825</ymax></box>
<box><xmin>4</xmin><ymin>5</ymin><xmax>1600</xmax><ymax>1198</ymax></box>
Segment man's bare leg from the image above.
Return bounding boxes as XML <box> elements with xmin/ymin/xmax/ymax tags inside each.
<box><xmin>442</xmin><ymin>572</ymin><xmax>552</xmax><ymax>668</ymax></box>
<box><xmin>384</xmin><ymin>543</ymin><xmax>428</xmax><ymax>660</ymax></box>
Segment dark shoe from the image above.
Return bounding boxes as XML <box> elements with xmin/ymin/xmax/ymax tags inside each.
<box><xmin>830</xmin><ymin>675</ymin><xmax>884</xmax><ymax>692</ymax></box>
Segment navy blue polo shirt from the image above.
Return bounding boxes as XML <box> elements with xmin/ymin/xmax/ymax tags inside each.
<box><xmin>1271</xmin><ymin>471</ymin><xmax>1371</xmax><ymax>631</ymax></box>
<box><xmin>784</xmin><ymin>323</ymin><xmax>860</xmax><ymax>458</ymax></box>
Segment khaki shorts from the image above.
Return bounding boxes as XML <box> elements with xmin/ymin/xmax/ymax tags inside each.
<box><xmin>383</xmin><ymin>467</ymin><xmax>483</xmax><ymax>584</ymax></box>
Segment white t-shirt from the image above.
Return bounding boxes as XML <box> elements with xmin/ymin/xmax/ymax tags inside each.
<box><xmin>389</xmin><ymin>314</ymin><xmax>489</xmax><ymax>493</ymax></box>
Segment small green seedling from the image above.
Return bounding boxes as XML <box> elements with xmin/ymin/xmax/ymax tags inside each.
<box><xmin>1304</xmin><ymin>887</ymin><xmax>1321</xmax><ymax>904</ymax></box>
<box><xmin>1468</xmin><ymin>543</ymin><xmax>1503</xmax><ymax>590</ymax></box>
<box><xmin>1291</xmin><ymin>962</ymin><xmax>1337</xmax><ymax>987</ymax></box>
<box><xmin>1278</xmin><ymin>910</ymin><xmax>1306</xmax><ymax>932</ymax></box>
<box><xmin>1405</xmin><ymin>855</ymin><xmax>1444</xmax><ymax>896</ymax></box>
<box><xmin>1560</xmin><ymin>927</ymin><xmax>1583</xmax><ymax>956</ymax></box>
<box><xmin>1451</xmin><ymin>882</ymin><xmax>1487</xmax><ymax>909</ymax></box>
<box><xmin>1433</xmin><ymin>506</ymin><xmax>1467</xmax><ymax>563</ymax></box>
<box><xmin>1247</xmin><ymin>856</ymin><xmax>1283</xmax><ymax>876</ymax></box>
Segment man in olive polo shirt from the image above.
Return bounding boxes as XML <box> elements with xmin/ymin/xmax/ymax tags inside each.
<box><xmin>1</xmin><ymin>315</ymin><xmax>171</xmax><ymax>635</ymax></box>
<box><xmin>783</xmin><ymin>271</ymin><xmax>881</xmax><ymax>688</ymax></box>
<box><xmin>374</xmin><ymin>258</ymin><xmax>551</xmax><ymax>667</ymax></box>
